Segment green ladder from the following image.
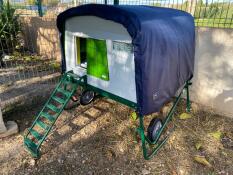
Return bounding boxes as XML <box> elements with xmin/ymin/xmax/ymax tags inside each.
<box><xmin>24</xmin><ymin>72</ymin><xmax>85</xmax><ymax>158</ymax></box>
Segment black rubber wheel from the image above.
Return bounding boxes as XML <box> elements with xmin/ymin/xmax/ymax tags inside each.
<box><xmin>147</xmin><ymin>118</ymin><xmax>162</xmax><ymax>142</ymax></box>
<box><xmin>80</xmin><ymin>90</ymin><xmax>95</xmax><ymax>105</ymax></box>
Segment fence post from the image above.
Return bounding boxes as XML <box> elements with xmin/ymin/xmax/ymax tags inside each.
<box><xmin>0</xmin><ymin>0</ymin><xmax>3</xmax><ymax>10</ymax></box>
<box><xmin>104</xmin><ymin>0</ymin><xmax>107</xmax><ymax>5</ymax></box>
<box><xmin>188</xmin><ymin>0</ymin><xmax>196</xmax><ymax>15</ymax></box>
<box><xmin>114</xmin><ymin>0</ymin><xmax>119</xmax><ymax>5</ymax></box>
<box><xmin>37</xmin><ymin>0</ymin><xmax>43</xmax><ymax>17</ymax></box>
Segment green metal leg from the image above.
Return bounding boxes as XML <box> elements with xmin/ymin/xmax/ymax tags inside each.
<box><xmin>136</xmin><ymin>82</ymin><xmax>188</xmax><ymax>160</ymax></box>
<box><xmin>137</xmin><ymin>116</ymin><xmax>169</xmax><ymax>160</ymax></box>
<box><xmin>37</xmin><ymin>0</ymin><xmax>43</xmax><ymax>17</ymax></box>
<box><xmin>185</xmin><ymin>80</ymin><xmax>191</xmax><ymax>113</ymax></box>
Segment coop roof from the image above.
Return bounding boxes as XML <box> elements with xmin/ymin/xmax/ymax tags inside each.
<box><xmin>57</xmin><ymin>4</ymin><xmax>195</xmax><ymax>115</ymax></box>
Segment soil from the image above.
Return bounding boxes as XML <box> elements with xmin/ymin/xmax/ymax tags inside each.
<box><xmin>0</xmin><ymin>95</ymin><xmax>233</xmax><ymax>175</ymax></box>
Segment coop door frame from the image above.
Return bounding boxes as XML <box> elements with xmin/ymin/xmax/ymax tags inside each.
<box><xmin>75</xmin><ymin>36</ymin><xmax>110</xmax><ymax>81</ymax></box>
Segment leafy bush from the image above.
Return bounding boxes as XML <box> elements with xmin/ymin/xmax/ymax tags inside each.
<box><xmin>26</xmin><ymin>0</ymin><xmax>37</xmax><ymax>5</ymax></box>
<box><xmin>0</xmin><ymin>1</ymin><xmax>21</xmax><ymax>56</ymax></box>
<box><xmin>200</xmin><ymin>3</ymin><xmax>220</xmax><ymax>18</ymax></box>
<box><xmin>42</xmin><ymin>0</ymin><xmax>59</xmax><ymax>6</ymax></box>
<box><xmin>194</xmin><ymin>2</ymin><xmax>222</xmax><ymax>19</ymax></box>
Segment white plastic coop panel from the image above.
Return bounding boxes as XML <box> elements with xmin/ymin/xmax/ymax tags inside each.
<box><xmin>65</xmin><ymin>16</ymin><xmax>137</xmax><ymax>103</ymax></box>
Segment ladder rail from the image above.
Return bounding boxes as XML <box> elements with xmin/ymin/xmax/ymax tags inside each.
<box><xmin>24</xmin><ymin>74</ymin><xmax>67</xmax><ymax>139</ymax></box>
<box><xmin>24</xmin><ymin>72</ymin><xmax>86</xmax><ymax>157</ymax></box>
<box><xmin>36</xmin><ymin>85</ymin><xmax>77</xmax><ymax>149</ymax></box>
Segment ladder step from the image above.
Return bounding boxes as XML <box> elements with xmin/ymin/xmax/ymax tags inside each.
<box><xmin>52</xmin><ymin>96</ymin><xmax>66</xmax><ymax>104</ymax></box>
<box><xmin>67</xmin><ymin>72</ymin><xmax>80</xmax><ymax>79</ymax></box>
<box><xmin>63</xmin><ymin>81</ymin><xmax>76</xmax><ymax>89</ymax></box>
<box><xmin>41</xmin><ymin>112</ymin><xmax>55</xmax><ymax>122</ymax></box>
<box><xmin>24</xmin><ymin>72</ymin><xmax>81</xmax><ymax>158</ymax></box>
<box><xmin>57</xmin><ymin>88</ymin><xmax>71</xmax><ymax>97</ymax></box>
<box><xmin>36</xmin><ymin>120</ymin><xmax>49</xmax><ymax>130</ymax></box>
<box><xmin>29</xmin><ymin>129</ymin><xmax>43</xmax><ymax>141</ymax></box>
<box><xmin>63</xmin><ymin>79</ymin><xmax>76</xmax><ymax>87</ymax></box>
<box><xmin>24</xmin><ymin>138</ymin><xmax>38</xmax><ymax>157</ymax></box>
<box><xmin>63</xmin><ymin>80</ymin><xmax>72</xmax><ymax>85</ymax></box>
<box><xmin>47</xmin><ymin>104</ymin><xmax>60</xmax><ymax>113</ymax></box>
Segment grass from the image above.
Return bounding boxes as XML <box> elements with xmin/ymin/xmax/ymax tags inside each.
<box><xmin>195</xmin><ymin>18</ymin><xmax>233</xmax><ymax>28</ymax></box>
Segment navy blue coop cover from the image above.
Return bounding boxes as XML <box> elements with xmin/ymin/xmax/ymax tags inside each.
<box><xmin>57</xmin><ymin>4</ymin><xmax>195</xmax><ymax>116</ymax></box>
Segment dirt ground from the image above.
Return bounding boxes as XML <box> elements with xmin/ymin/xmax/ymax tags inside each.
<box><xmin>0</xmin><ymin>95</ymin><xmax>233</xmax><ymax>175</ymax></box>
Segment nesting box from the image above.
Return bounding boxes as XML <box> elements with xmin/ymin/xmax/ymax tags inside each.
<box><xmin>64</xmin><ymin>15</ymin><xmax>137</xmax><ymax>103</ymax></box>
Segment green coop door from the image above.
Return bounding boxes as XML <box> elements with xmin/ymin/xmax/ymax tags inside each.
<box><xmin>77</xmin><ymin>37</ymin><xmax>109</xmax><ymax>81</ymax></box>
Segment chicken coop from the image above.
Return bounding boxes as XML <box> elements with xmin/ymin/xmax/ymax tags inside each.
<box><xmin>24</xmin><ymin>4</ymin><xmax>195</xmax><ymax>160</ymax></box>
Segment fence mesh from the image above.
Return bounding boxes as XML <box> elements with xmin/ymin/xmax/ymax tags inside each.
<box><xmin>0</xmin><ymin>1</ymin><xmax>60</xmax><ymax>110</ymax></box>
<box><xmin>0</xmin><ymin>0</ymin><xmax>232</xmax><ymax>110</ymax></box>
<box><xmin>5</xmin><ymin>0</ymin><xmax>233</xmax><ymax>28</ymax></box>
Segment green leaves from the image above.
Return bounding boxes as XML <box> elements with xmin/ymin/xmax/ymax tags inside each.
<box><xmin>179</xmin><ymin>112</ymin><xmax>192</xmax><ymax>120</ymax></box>
<box><xmin>195</xmin><ymin>142</ymin><xmax>202</xmax><ymax>150</ymax></box>
<box><xmin>131</xmin><ymin>112</ymin><xmax>138</xmax><ymax>121</ymax></box>
<box><xmin>194</xmin><ymin>155</ymin><xmax>212</xmax><ymax>168</ymax></box>
<box><xmin>0</xmin><ymin>0</ymin><xmax>20</xmax><ymax>54</ymax></box>
<box><xmin>209</xmin><ymin>131</ymin><xmax>223</xmax><ymax>140</ymax></box>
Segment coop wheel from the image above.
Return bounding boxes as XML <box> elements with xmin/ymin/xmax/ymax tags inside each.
<box><xmin>147</xmin><ymin>118</ymin><xmax>162</xmax><ymax>142</ymax></box>
<box><xmin>80</xmin><ymin>90</ymin><xmax>95</xmax><ymax>105</ymax></box>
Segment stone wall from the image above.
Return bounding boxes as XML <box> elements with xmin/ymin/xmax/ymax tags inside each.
<box><xmin>192</xmin><ymin>27</ymin><xmax>233</xmax><ymax>117</ymax></box>
<box><xmin>20</xmin><ymin>16</ymin><xmax>61</xmax><ymax>60</ymax></box>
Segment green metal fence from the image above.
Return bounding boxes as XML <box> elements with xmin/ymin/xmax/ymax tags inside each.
<box><xmin>3</xmin><ymin>0</ymin><xmax>233</xmax><ymax>28</ymax></box>
<box><xmin>0</xmin><ymin>0</ymin><xmax>60</xmax><ymax>109</ymax></box>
